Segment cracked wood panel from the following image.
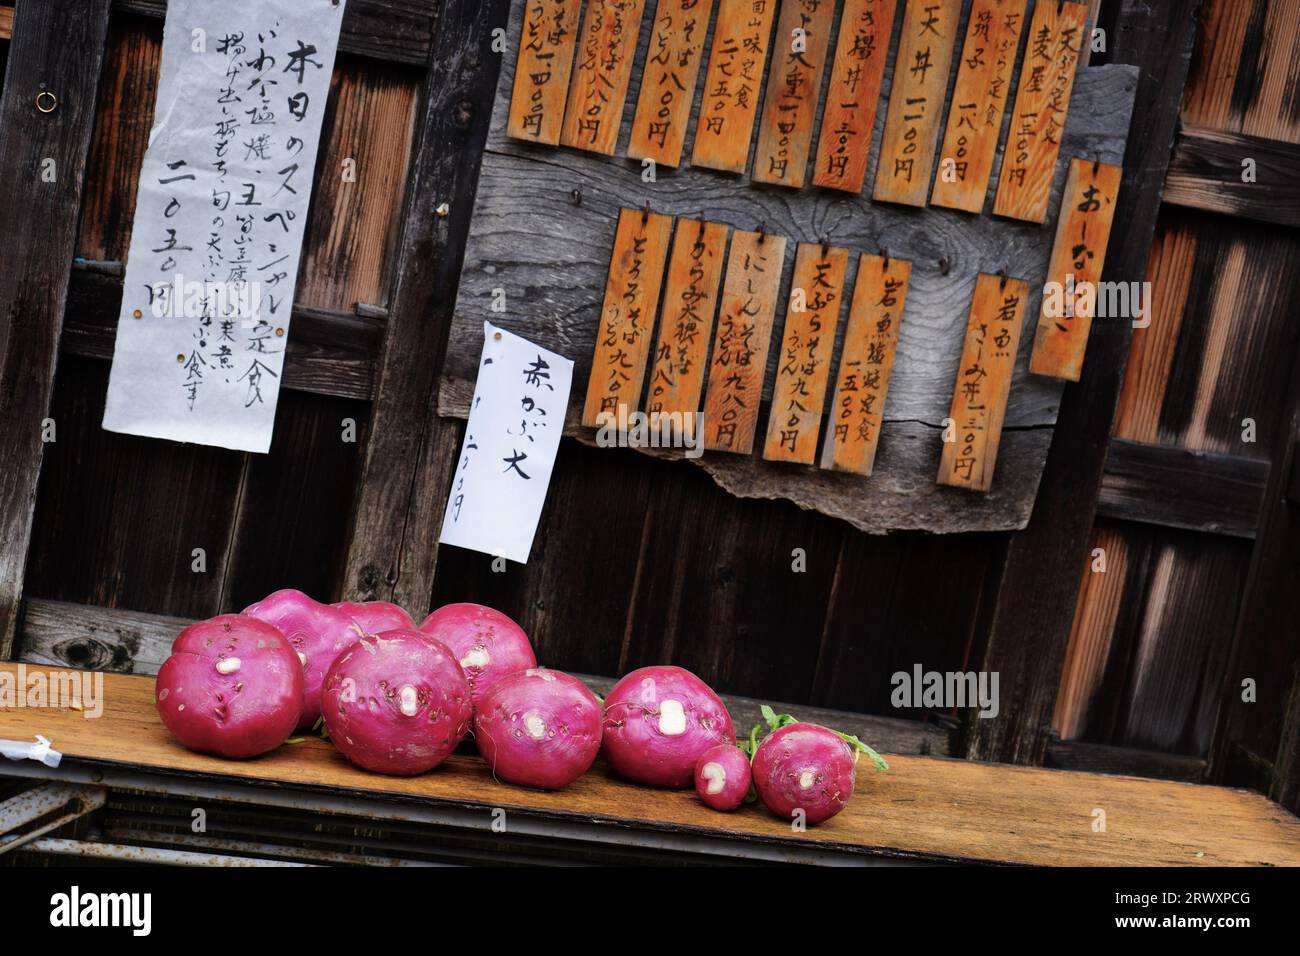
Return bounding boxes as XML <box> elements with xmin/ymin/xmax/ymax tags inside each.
<box><xmin>439</xmin><ymin>0</ymin><xmax>1137</xmax><ymax>533</ymax></box>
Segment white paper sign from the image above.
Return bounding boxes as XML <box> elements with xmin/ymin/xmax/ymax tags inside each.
<box><xmin>439</xmin><ymin>322</ymin><xmax>574</xmax><ymax>564</ymax></box>
<box><xmin>102</xmin><ymin>0</ymin><xmax>346</xmax><ymax>453</ymax></box>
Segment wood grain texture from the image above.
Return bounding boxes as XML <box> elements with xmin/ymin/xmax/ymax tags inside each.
<box><xmin>0</xmin><ymin>6</ymin><xmax>11</xmax><ymax>42</ymax></box>
<box><xmin>507</xmin><ymin>0</ymin><xmax>584</xmax><ymax>145</ymax></box>
<box><xmin>4</xmin><ymin>665</ymin><xmax>1300</xmax><ymax>866</ymax></box>
<box><xmin>447</xmin><ymin>0</ymin><xmax>1136</xmax><ymax>532</ymax></box>
<box><xmin>821</xmin><ymin>253</ymin><xmax>910</xmax><ymax>475</ymax></box>
<box><xmin>627</xmin><ymin>0</ymin><xmax>716</xmax><ymax>167</ymax></box>
<box><xmin>811</xmin><ymin>0</ymin><xmax>898</xmax><ymax>193</ymax></box>
<box><xmin>646</xmin><ymin>217</ymin><xmax>728</xmax><ymax>430</ymax></box>
<box><xmin>701</xmin><ymin>229</ymin><xmax>786</xmax><ymax>453</ymax></box>
<box><xmin>938</xmin><ymin>273</ymin><xmax>1029</xmax><ymax>492</ymax></box>
<box><xmin>751</xmin><ymin>0</ymin><xmax>836</xmax><ymax>187</ymax></box>
<box><xmin>762</xmin><ymin>243</ymin><xmax>848</xmax><ymax>463</ymax></box>
<box><xmin>1163</xmin><ymin>126</ymin><xmax>1300</xmax><ymax>228</ymax></box>
<box><xmin>1028</xmin><ymin>158</ymin><xmax>1122</xmax><ymax>381</ymax></box>
<box><xmin>929</xmin><ymin>0</ymin><xmax>1027</xmax><ymax>212</ymax></box>
<box><xmin>0</xmin><ymin>0</ymin><xmax>113</xmax><ymax>659</ymax></box>
<box><xmin>872</xmin><ymin>0</ymin><xmax>961</xmax><ymax>206</ymax></box>
<box><xmin>114</xmin><ymin>0</ymin><xmax>438</xmax><ymax>67</ymax></box>
<box><xmin>992</xmin><ymin>0</ymin><xmax>1088</xmax><ymax>222</ymax></box>
<box><xmin>690</xmin><ymin>0</ymin><xmax>779</xmax><ymax>173</ymax></box>
<box><xmin>581</xmin><ymin>207</ymin><xmax>674</xmax><ymax>426</ymax></box>
<box><xmin>560</xmin><ymin>0</ymin><xmax>650</xmax><ymax>154</ymax></box>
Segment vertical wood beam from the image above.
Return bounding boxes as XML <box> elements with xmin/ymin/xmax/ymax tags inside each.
<box><xmin>339</xmin><ymin>0</ymin><xmax>510</xmax><ymax>613</ymax></box>
<box><xmin>964</xmin><ymin>0</ymin><xmax>1203</xmax><ymax>763</ymax></box>
<box><xmin>0</xmin><ymin>0</ymin><xmax>114</xmax><ymax>659</ymax></box>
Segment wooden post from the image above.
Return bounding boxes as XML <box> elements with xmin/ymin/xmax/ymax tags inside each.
<box><xmin>964</xmin><ymin>0</ymin><xmax>1203</xmax><ymax>764</ymax></box>
<box><xmin>0</xmin><ymin>0</ymin><xmax>114</xmax><ymax>659</ymax></box>
<box><xmin>339</xmin><ymin>0</ymin><xmax>511</xmax><ymax>614</ymax></box>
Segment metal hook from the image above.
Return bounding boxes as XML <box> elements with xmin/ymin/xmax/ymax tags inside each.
<box><xmin>880</xmin><ymin>246</ymin><xmax>890</xmax><ymax>269</ymax></box>
<box><xmin>35</xmin><ymin>88</ymin><xmax>57</xmax><ymax>114</ymax></box>
<box><xmin>757</xmin><ymin>221</ymin><xmax>767</xmax><ymax>244</ymax></box>
<box><xmin>939</xmin><ymin>256</ymin><xmax>951</xmax><ymax>276</ymax></box>
<box><xmin>641</xmin><ymin>201</ymin><xmax>650</xmax><ymax>224</ymax></box>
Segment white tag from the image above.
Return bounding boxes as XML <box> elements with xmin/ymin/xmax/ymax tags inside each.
<box><xmin>439</xmin><ymin>322</ymin><xmax>574</xmax><ymax>564</ymax></box>
<box><xmin>102</xmin><ymin>0</ymin><xmax>347</xmax><ymax>453</ymax></box>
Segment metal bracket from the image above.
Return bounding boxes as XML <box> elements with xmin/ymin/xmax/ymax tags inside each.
<box><xmin>0</xmin><ymin>781</ymin><xmax>106</xmax><ymax>855</ymax></box>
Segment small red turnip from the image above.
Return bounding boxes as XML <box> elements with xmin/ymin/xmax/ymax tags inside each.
<box><xmin>332</xmin><ymin>600</ymin><xmax>414</xmax><ymax>635</ymax></box>
<box><xmin>694</xmin><ymin>743</ymin><xmax>751</xmax><ymax>811</ymax></box>
<box><xmin>418</xmin><ymin>602</ymin><xmax>536</xmax><ymax>708</ymax></box>
<box><xmin>156</xmin><ymin>615</ymin><xmax>303</xmax><ymax>759</ymax></box>
<box><xmin>321</xmin><ymin>629</ymin><xmax>471</xmax><ymax>775</ymax></box>
<box><xmin>243</xmin><ymin>589</ymin><xmax>362</xmax><ymax>729</ymax></box>
<box><xmin>474</xmin><ymin>668</ymin><xmax>602</xmax><ymax>790</ymax></box>
<box><xmin>749</xmin><ymin>709</ymin><xmax>888</xmax><ymax>825</ymax></box>
<box><xmin>602</xmin><ymin>665</ymin><xmax>735</xmax><ymax>788</ymax></box>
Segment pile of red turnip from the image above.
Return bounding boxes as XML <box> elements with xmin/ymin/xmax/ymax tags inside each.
<box><xmin>155</xmin><ymin>592</ymin><xmax>887</xmax><ymax>824</ymax></box>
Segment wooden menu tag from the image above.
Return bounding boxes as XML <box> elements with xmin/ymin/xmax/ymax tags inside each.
<box><xmin>871</xmin><ymin>0</ymin><xmax>961</xmax><ymax>206</ymax></box>
<box><xmin>811</xmin><ymin>0</ymin><xmax>898</xmax><ymax>193</ymax></box>
<box><xmin>751</xmin><ymin>0</ymin><xmax>836</xmax><ymax>188</ymax></box>
<box><xmin>701</xmin><ymin>229</ymin><xmax>787</xmax><ymax>454</ymax></box>
<box><xmin>560</xmin><ymin>0</ymin><xmax>650</xmax><ymax>155</ymax></box>
<box><xmin>691</xmin><ymin>0</ymin><xmax>779</xmax><ymax>174</ymax></box>
<box><xmin>628</xmin><ymin>0</ymin><xmax>717</xmax><ymax>168</ymax></box>
<box><xmin>929</xmin><ymin>0</ymin><xmax>1027</xmax><ymax>212</ymax></box>
<box><xmin>646</xmin><ymin>218</ymin><xmax>730</xmax><ymax>438</ymax></box>
<box><xmin>821</xmin><ymin>253</ymin><xmax>911</xmax><ymax>475</ymax></box>
<box><xmin>937</xmin><ymin>272</ymin><xmax>1029</xmax><ymax>492</ymax></box>
<box><xmin>993</xmin><ymin>0</ymin><xmax>1088</xmax><ymax>222</ymax></box>
<box><xmin>1029</xmin><ymin>158</ymin><xmax>1122</xmax><ymax>381</ymax></box>
<box><xmin>582</xmin><ymin>207</ymin><xmax>674</xmax><ymax>428</ymax></box>
<box><xmin>762</xmin><ymin>242</ymin><xmax>849</xmax><ymax>464</ymax></box>
<box><xmin>507</xmin><ymin>0</ymin><xmax>585</xmax><ymax>145</ymax></box>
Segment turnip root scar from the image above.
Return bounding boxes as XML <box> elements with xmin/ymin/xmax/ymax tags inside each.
<box><xmin>524</xmin><ymin>711</ymin><xmax>547</xmax><ymax>739</ymax></box>
<box><xmin>701</xmin><ymin>761</ymin><xmax>727</xmax><ymax>794</ymax></box>
<box><xmin>398</xmin><ymin>684</ymin><xmax>419</xmax><ymax>717</ymax></box>
<box><xmin>215</xmin><ymin>657</ymin><xmax>241</xmax><ymax>675</ymax></box>
<box><xmin>461</xmin><ymin>648</ymin><xmax>490</xmax><ymax>670</ymax></box>
<box><xmin>658</xmin><ymin>699</ymin><xmax>687</xmax><ymax>735</ymax></box>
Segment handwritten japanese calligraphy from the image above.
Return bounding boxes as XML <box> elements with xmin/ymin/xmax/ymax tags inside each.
<box><xmin>628</xmin><ymin>0</ymin><xmax>716</xmax><ymax>167</ymax></box>
<box><xmin>762</xmin><ymin>242</ymin><xmax>848</xmax><ymax>464</ymax></box>
<box><xmin>701</xmin><ymin>229</ymin><xmax>787</xmax><ymax>453</ymax></box>
<box><xmin>821</xmin><ymin>253</ymin><xmax>911</xmax><ymax>475</ymax></box>
<box><xmin>582</xmin><ymin>207</ymin><xmax>674</xmax><ymax>427</ymax></box>
<box><xmin>872</xmin><ymin>0</ymin><xmax>960</xmax><ymax>206</ymax></box>
<box><xmin>993</xmin><ymin>0</ymin><xmax>1087</xmax><ymax>222</ymax></box>
<box><xmin>560</xmin><ymin>0</ymin><xmax>649</xmax><ymax>155</ymax></box>
<box><xmin>1029</xmin><ymin>158</ymin><xmax>1121</xmax><ymax>381</ymax></box>
<box><xmin>103</xmin><ymin>0</ymin><xmax>345</xmax><ymax>453</ymax></box>
<box><xmin>752</xmin><ymin>0</ymin><xmax>835</xmax><ymax>188</ymax></box>
<box><xmin>938</xmin><ymin>273</ymin><xmax>1029</xmax><ymax>492</ymax></box>
<box><xmin>691</xmin><ymin>0</ymin><xmax>779</xmax><ymax>174</ymax></box>
<box><xmin>440</xmin><ymin>322</ymin><xmax>574</xmax><ymax>564</ymax></box>
<box><xmin>646</xmin><ymin>218</ymin><xmax>729</xmax><ymax>439</ymax></box>
<box><xmin>508</xmin><ymin>0</ymin><xmax>584</xmax><ymax>145</ymax></box>
<box><xmin>930</xmin><ymin>0</ymin><xmax>1026</xmax><ymax>213</ymax></box>
<box><xmin>811</xmin><ymin>0</ymin><xmax>897</xmax><ymax>193</ymax></box>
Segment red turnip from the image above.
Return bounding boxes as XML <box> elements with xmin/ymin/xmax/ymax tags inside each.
<box><xmin>694</xmin><ymin>743</ymin><xmax>751</xmax><ymax>811</ymax></box>
<box><xmin>601</xmin><ymin>665</ymin><xmax>735</xmax><ymax>788</ymax></box>
<box><xmin>156</xmin><ymin>615</ymin><xmax>303</xmax><ymax>759</ymax></box>
<box><xmin>474</xmin><ymin>668</ymin><xmax>602</xmax><ymax>790</ymax></box>
<box><xmin>243</xmin><ymin>589</ymin><xmax>363</xmax><ymax>729</ymax></box>
<box><xmin>749</xmin><ymin>708</ymin><xmax>888</xmax><ymax>825</ymax></box>
<box><xmin>332</xmin><ymin>600</ymin><xmax>414</xmax><ymax>635</ymax></box>
<box><xmin>418</xmin><ymin>603</ymin><xmax>536</xmax><ymax>708</ymax></box>
<box><xmin>321</xmin><ymin>629</ymin><xmax>471</xmax><ymax>775</ymax></box>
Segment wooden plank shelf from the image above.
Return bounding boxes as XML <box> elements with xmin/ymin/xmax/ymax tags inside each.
<box><xmin>2</xmin><ymin>663</ymin><xmax>1299</xmax><ymax>865</ymax></box>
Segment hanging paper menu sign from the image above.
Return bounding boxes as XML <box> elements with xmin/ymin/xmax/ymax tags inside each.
<box><xmin>440</xmin><ymin>322</ymin><xmax>575</xmax><ymax>564</ymax></box>
<box><xmin>102</xmin><ymin>0</ymin><xmax>346</xmax><ymax>454</ymax></box>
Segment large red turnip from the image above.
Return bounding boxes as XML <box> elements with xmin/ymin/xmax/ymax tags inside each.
<box><xmin>694</xmin><ymin>743</ymin><xmax>752</xmax><ymax>811</ymax></box>
<box><xmin>474</xmin><ymin>668</ymin><xmax>602</xmax><ymax>790</ymax></box>
<box><xmin>749</xmin><ymin>708</ymin><xmax>888</xmax><ymax>825</ymax></box>
<box><xmin>332</xmin><ymin>600</ymin><xmax>414</xmax><ymax>636</ymax></box>
<box><xmin>243</xmin><ymin>589</ymin><xmax>363</xmax><ymax>729</ymax></box>
<box><xmin>601</xmin><ymin>665</ymin><xmax>735</xmax><ymax>788</ymax></box>
<box><xmin>321</xmin><ymin>629</ymin><xmax>471</xmax><ymax>776</ymax></box>
<box><xmin>156</xmin><ymin>615</ymin><xmax>303</xmax><ymax>759</ymax></box>
<box><xmin>418</xmin><ymin>603</ymin><xmax>536</xmax><ymax>708</ymax></box>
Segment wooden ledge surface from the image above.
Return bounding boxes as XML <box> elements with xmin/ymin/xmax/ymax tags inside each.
<box><xmin>2</xmin><ymin>665</ymin><xmax>1299</xmax><ymax>866</ymax></box>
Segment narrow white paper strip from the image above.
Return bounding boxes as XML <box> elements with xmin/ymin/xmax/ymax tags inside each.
<box><xmin>439</xmin><ymin>322</ymin><xmax>574</xmax><ymax>564</ymax></box>
<box><xmin>103</xmin><ymin>0</ymin><xmax>346</xmax><ymax>453</ymax></box>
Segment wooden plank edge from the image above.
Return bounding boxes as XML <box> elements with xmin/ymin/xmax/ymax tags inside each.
<box><xmin>0</xmin><ymin>6</ymin><xmax>13</xmax><ymax>41</ymax></box>
<box><xmin>1163</xmin><ymin>126</ymin><xmax>1300</xmax><ymax>228</ymax></box>
<box><xmin>15</xmin><ymin>597</ymin><xmax>956</xmax><ymax>757</ymax></box>
<box><xmin>1045</xmin><ymin>738</ymin><xmax>1207</xmax><ymax>783</ymax></box>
